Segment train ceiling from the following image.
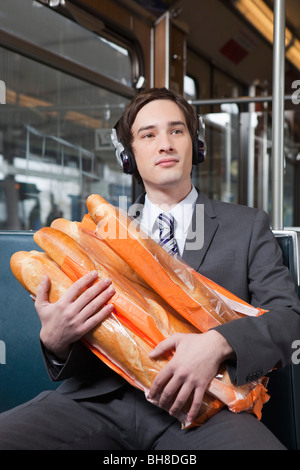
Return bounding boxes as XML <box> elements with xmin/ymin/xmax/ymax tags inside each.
<box><xmin>130</xmin><ymin>0</ymin><xmax>300</xmax><ymax>90</ymax></box>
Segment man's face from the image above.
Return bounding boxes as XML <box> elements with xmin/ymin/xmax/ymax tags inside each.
<box><xmin>131</xmin><ymin>99</ymin><xmax>193</xmax><ymax>197</ymax></box>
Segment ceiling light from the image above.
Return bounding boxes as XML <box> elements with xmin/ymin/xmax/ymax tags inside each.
<box><xmin>232</xmin><ymin>0</ymin><xmax>300</xmax><ymax>70</ymax></box>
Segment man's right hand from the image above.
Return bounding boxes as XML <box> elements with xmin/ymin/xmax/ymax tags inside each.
<box><xmin>35</xmin><ymin>270</ymin><xmax>115</xmax><ymax>361</ymax></box>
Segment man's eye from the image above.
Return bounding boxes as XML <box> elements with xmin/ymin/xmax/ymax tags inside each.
<box><xmin>172</xmin><ymin>129</ymin><xmax>182</xmax><ymax>135</ymax></box>
<box><xmin>142</xmin><ymin>133</ymin><xmax>154</xmax><ymax>139</ymax></box>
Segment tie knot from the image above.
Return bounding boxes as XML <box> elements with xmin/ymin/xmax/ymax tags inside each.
<box><xmin>158</xmin><ymin>212</ymin><xmax>175</xmax><ymax>231</ymax></box>
<box><xmin>157</xmin><ymin>213</ymin><xmax>178</xmax><ymax>255</ymax></box>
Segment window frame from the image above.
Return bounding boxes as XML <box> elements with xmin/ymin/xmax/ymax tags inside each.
<box><xmin>0</xmin><ymin>0</ymin><xmax>144</xmax><ymax>99</ymax></box>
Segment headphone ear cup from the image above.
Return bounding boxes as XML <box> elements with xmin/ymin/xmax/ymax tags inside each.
<box><xmin>192</xmin><ymin>137</ymin><xmax>205</xmax><ymax>165</ymax></box>
<box><xmin>120</xmin><ymin>148</ymin><xmax>137</xmax><ymax>174</ymax></box>
<box><xmin>111</xmin><ymin>126</ymin><xmax>137</xmax><ymax>174</ymax></box>
<box><xmin>192</xmin><ymin>115</ymin><xmax>206</xmax><ymax>165</ymax></box>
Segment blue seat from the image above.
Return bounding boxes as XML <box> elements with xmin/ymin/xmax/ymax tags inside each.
<box><xmin>261</xmin><ymin>230</ymin><xmax>300</xmax><ymax>450</ymax></box>
<box><xmin>0</xmin><ymin>231</ymin><xmax>58</xmax><ymax>413</ymax></box>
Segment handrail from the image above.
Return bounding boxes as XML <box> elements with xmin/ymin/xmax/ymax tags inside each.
<box><xmin>190</xmin><ymin>95</ymin><xmax>292</xmax><ymax>106</ymax></box>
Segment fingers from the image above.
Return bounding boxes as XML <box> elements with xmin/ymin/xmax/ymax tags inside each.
<box><xmin>147</xmin><ymin>361</ymin><xmax>173</xmax><ymax>404</ymax></box>
<box><xmin>61</xmin><ymin>270</ymin><xmax>100</xmax><ymax>303</ymax></box>
<box><xmin>148</xmin><ymin>333</ymin><xmax>207</xmax><ymax>422</ymax></box>
<box><xmin>168</xmin><ymin>383</ymin><xmax>204</xmax><ymax>422</ymax></box>
<box><xmin>186</xmin><ymin>388</ymin><xmax>205</xmax><ymax>423</ymax></box>
<box><xmin>148</xmin><ymin>335</ymin><xmax>176</xmax><ymax>359</ymax></box>
<box><xmin>75</xmin><ymin>278</ymin><xmax>116</xmax><ymax>327</ymax></box>
<box><xmin>35</xmin><ymin>275</ymin><xmax>51</xmax><ymax>306</ymax></box>
<box><xmin>72</xmin><ymin>275</ymin><xmax>114</xmax><ymax>312</ymax></box>
<box><xmin>60</xmin><ymin>271</ymin><xmax>116</xmax><ymax>330</ymax></box>
<box><xmin>148</xmin><ymin>369</ymin><xmax>205</xmax><ymax>422</ymax></box>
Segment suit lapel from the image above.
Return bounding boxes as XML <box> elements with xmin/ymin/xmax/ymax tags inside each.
<box><xmin>181</xmin><ymin>192</ymin><xmax>219</xmax><ymax>272</ymax></box>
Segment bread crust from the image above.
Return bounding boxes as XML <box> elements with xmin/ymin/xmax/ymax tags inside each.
<box><xmin>10</xmin><ymin>250</ymin><xmax>72</xmax><ymax>302</ymax></box>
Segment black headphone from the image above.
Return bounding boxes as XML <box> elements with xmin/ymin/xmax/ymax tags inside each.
<box><xmin>111</xmin><ymin>116</ymin><xmax>206</xmax><ymax>175</ymax></box>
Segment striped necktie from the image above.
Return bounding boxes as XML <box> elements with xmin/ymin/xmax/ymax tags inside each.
<box><xmin>157</xmin><ymin>212</ymin><xmax>179</xmax><ymax>256</ymax></box>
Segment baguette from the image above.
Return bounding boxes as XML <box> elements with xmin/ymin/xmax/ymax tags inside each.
<box><xmin>84</xmin><ymin>319</ymin><xmax>224</xmax><ymax>427</ymax></box>
<box><xmin>32</xmin><ymin>227</ymin><xmax>267</xmax><ymax>418</ymax></box>
<box><xmin>10</xmin><ymin>250</ymin><xmax>72</xmax><ymax>302</ymax></box>
<box><xmin>33</xmin><ymin>226</ymin><xmax>167</xmax><ymax>348</ymax></box>
<box><xmin>9</xmin><ymin>249</ymin><xmax>166</xmax><ymax>388</ymax></box>
<box><xmin>86</xmin><ymin>194</ymin><xmax>241</xmax><ymax>332</ymax></box>
<box><xmin>50</xmin><ymin>217</ymin><xmax>198</xmax><ymax>337</ymax></box>
<box><xmin>51</xmin><ymin>216</ymin><xmax>147</xmax><ymax>287</ymax></box>
<box><xmin>34</xmin><ymin>227</ymin><xmax>96</xmax><ymax>273</ymax></box>
<box><xmin>11</xmin><ymin>226</ymin><xmax>269</xmax><ymax>423</ymax></box>
<box><xmin>10</xmin><ymin>248</ymin><xmax>222</xmax><ymax>428</ymax></box>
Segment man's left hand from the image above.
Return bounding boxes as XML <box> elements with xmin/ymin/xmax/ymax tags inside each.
<box><xmin>147</xmin><ymin>330</ymin><xmax>234</xmax><ymax>423</ymax></box>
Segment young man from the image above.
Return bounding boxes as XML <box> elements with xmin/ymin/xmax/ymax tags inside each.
<box><xmin>1</xmin><ymin>88</ymin><xmax>300</xmax><ymax>450</ymax></box>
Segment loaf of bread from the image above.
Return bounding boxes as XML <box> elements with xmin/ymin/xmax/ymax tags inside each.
<box><xmin>10</xmin><ymin>250</ymin><xmax>72</xmax><ymax>302</ymax></box>
<box><xmin>86</xmin><ymin>194</ymin><xmax>241</xmax><ymax>332</ymax></box>
<box><xmin>37</xmin><ymin>224</ymin><xmax>197</xmax><ymax>341</ymax></box>
<box><xmin>51</xmin><ymin>216</ymin><xmax>148</xmax><ymax>288</ymax></box>
<box><xmin>33</xmin><ymin>227</ymin><xmax>96</xmax><ymax>273</ymax></box>
<box><xmin>10</xmin><ymin>247</ymin><xmax>222</xmax><ymax>428</ymax></box>
<box><xmin>10</xmin><ymin>208</ymin><xmax>269</xmax><ymax>426</ymax></box>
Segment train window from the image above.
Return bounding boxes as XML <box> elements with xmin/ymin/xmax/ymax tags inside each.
<box><xmin>0</xmin><ymin>47</ymin><xmax>131</xmax><ymax>230</ymax></box>
<box><xmin>192</xmin><ymin>102</ymin><xmax>300</xmax><ymax>226</ymax></box>
<box><xmin>0</xmin><ymin>0</ymin><xmax>135</xmax><ymax>230</ymax></box>
<box><xmin>191</xmin><ymin>109</ymin><xmax>240</xmax><ymax>205</ymax></box>
<box><xmin>0</xmin><ymin>0</ymin><xmax>133</xmax><ymax>87</ymax></box>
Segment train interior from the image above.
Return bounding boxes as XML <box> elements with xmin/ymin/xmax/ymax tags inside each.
<box><xmin>1</xmin><ymin>0</ymin><xmax>300</xmax><ymax>449</ymax></box>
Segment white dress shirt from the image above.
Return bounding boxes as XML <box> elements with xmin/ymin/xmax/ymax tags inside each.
<box><xmin>139</xmin><ymin>186</ymin><xmax>198</xmax><ymax>256</ymax></box>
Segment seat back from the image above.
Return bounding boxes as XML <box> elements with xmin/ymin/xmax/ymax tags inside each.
<box><xmin>261</xmin><ymin>230</ymin><xmax>300</xmax><ymax>450</ymax></box>
<box><xmin>0</xmin><ymin>231</ymin><xmax>58</xmax><ymax>412</ymax></box>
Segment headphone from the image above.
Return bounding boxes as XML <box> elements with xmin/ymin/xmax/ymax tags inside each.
<box><xmin>111</xmin><ymin>115</ymin><xmax>206</xmax><ymax>175</ymax></box>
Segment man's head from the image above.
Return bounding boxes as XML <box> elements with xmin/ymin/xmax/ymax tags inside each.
<box><xmin>115</xmin><ymin>88</ymin><xmax>200</xmax><ymax>193</ymax></box>
<box><xmin>113</xmin><ymin>88</ymin><xmax>201</xmax><ymax>202</ymax></box>
<box><xmin>117</xmin><ymin>87</ymin><xmax>198</xmax><ymax>155</ymax></box>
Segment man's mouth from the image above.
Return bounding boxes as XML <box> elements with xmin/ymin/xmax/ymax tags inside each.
<box><xmin>156</xmin><ymin>158</ymin><xmax>179</xmax><ymax>167</ymax></box>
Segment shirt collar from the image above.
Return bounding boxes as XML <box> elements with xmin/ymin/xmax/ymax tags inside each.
<box><xmin>141</xmin><ymin>185</ymin><xmax>198</xmax><ymax>235</ymax></box>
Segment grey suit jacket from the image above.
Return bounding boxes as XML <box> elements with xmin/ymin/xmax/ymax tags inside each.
<box><xmin>46</xmin><ymin>191</ymin><xmax>300</xmax><ymax>397</ymax></box>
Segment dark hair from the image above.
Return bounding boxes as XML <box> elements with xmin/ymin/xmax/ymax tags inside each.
<box><xmin>117</xmin><ymin>87</ymin><xmax>198</xmax><ymax>154</ymax></box>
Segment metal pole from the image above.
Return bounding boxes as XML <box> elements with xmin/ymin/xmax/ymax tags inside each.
<box><xmin>272</xmin><ymin>0</ymin><xmax>285</xmax><ymax>230</ymax></box>
<box><xmin>190</xmin><ymin>95</ymin><xmax>292</xmax><ymax>106</ymax></box>
<box><xmin>247</xmin><ymin>85</ymin><xmax>256</xmax><ymax>208</ymax></box>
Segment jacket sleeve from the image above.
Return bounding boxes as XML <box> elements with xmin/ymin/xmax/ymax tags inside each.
<box><xmin>41</xmin><ymin>340</ymin><xmax>101</xmax><ymax>382</ymax></box>
<box><xmin>214</xmin><ymin>209</ymin><xmax>300</xmax><ymax>386</ymax></box>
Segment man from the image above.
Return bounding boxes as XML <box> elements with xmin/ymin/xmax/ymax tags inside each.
<box><xmin>1</xmin><ymin>87</ymin><xmax>300</xmax><ymax>450</ymax></box>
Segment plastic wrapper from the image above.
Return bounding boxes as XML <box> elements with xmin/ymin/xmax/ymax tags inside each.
<box><xmin>10</xmin><ymin>194</ymin><xmax>271</xmax><ymax>429</ymax></box>
<box><xmin>83</xmin><ymin>314</ymin><xmax>225</xmax><ymax>428</ymax></box>
<box><xmin>10</xmin><ymin>248</ymin><xmax>224</xmax><ymax>428</ymax></box>
<box><xmin>86</xmin><ymin>194</ymin><xmax>266</xmax><ymax>328</ymax></box>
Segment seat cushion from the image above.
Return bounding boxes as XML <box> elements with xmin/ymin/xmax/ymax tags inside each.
<box><xmin>0</xmin><ymin>231</ymin><xmax>58</xmax><ymax>412</ymax></box>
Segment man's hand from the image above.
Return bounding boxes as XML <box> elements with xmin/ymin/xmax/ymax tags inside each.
<box><xmin>147</xmin><ymin>330</ymin><xmax>234</xmax><ymax>423</ymax></box>
<box><xmin>35</xmin><ymin>270</ymin><xmax>115</xmax><ymax>361</ymax></box>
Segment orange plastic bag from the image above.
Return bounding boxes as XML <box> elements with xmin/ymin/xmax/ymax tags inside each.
<box><xmin>35</xmin><ymin>217</ymin><xmax>269</xmax><ymax>422</ymax></box>
<box><xmin>86</xmin><ymin>194</ymin><xmax>266</xmax><ymax>330</ymax></box>
<box><xmin>10</xmin><ymin>196</ymin><xmax>270</xmax><ymax>427</ymax></box>
<box><xmin>10</xmin><ymin>247</ymin><xmax>223</xmax><ymax>428</ymax></box>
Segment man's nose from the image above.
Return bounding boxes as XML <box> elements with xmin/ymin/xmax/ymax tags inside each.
<box><xmin>158</xmin><ymin>133</ymin><xmax>174</xmax><ymax>153</ymax></box>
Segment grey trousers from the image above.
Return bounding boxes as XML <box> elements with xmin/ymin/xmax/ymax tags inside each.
<box><xmin>0</xmin><ymin>385</ymin><xmax>286</xmax><ymax>450</ymax></box>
